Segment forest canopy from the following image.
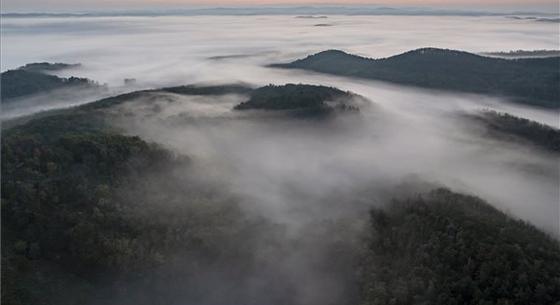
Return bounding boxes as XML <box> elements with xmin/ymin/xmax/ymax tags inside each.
<box><xmin>234</xmin><ymin>84</ymin><xmax>361</xmax><ymax>116</ymax></box>
<box><xmin>360</xmin><ymin>189</ymin><xmax>560</xmax><ymax>305</ymax></box>
<box><xmin>2</xmin><ymin>76</ymin><xmax>559</xmax><ymax>305</ymax></box>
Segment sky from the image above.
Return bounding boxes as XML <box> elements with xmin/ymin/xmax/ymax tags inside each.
<box><xmin>1</xmin><ymin>0</ymin><xmax>559</xmax><ymax>13</ymax></box>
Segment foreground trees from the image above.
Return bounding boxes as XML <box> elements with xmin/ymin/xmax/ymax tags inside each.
<box><xmin>1</xmin><ymin>113</ymin><xmax>266</xmax><ymax>305</ymax></box>
<box><xmin>359</xmin><ymin>189</ymin><xmax>560</xmax><ymax>305</ymax></box>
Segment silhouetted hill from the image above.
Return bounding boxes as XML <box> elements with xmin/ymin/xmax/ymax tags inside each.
<box><xmin>1</xmin><ymin>67</ymin><xmax>98</xmax><ymax>101</ymax></box>
<box><xmin>272</xmin><ymin>48</ymin><xmax>560</xmax><ymax>108</ymax></box>
<box><xmin>78</xmin><ymin>84</ymin><xmax>254</xmax><ymax>111</ymax></box>
<box><xmin>360</xmin><ymin>188</ymin><xmax>560</xmax><ymax>305</ymax></box>
<box><xmin>234</xmin><ymin>84</ymin><xmax>361</xmax><ymax>116</ymax></box>
<box><xmin>481</xmin><ymin>50</ymin><xmax>560</xmax><ymax>58</ymax></box>
<box><xmin>19</xmin><ymin>62</ymin><xmax>81</xmax><ymax>73</ymax></box>
<box><xmin>160</xmin><ymin>84</ymin><xmax>253</xmax><ymax>96</ymax></box>
<box><xmin>469</xmin><ymin>110</ymin><xmax>560</xmax><ymax>153</ymax></box>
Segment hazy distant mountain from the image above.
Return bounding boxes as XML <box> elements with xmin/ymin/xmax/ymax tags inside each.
<box><xmin>0</xmin><ymin>6</ymin><xmax>534</xmax><ymax>18</ymax></box>
<box><xmin>469</xmin><ymin>110</ymin><xmax>560</xmax><ymax>153</ymax></box>
<box><xmin>18</xmin><ymin>62</ymin><xmax>81</xmax><ymax>73</ymax></box>
<box><xmin>1</xmin><ymin>63</ymin><xmax>99</xmax><ymax>101</ymax></box>
<box><xmin>272</xmin><ymin>48</ymin><xmax>560</xmax><ymax>108</ymax></box>
<box><xmin>508</xmin><ymin>16</ymin><xmax>560</xmax><ymax>23</ymax></box>
<box><xmin>535</xmin><ymin>18</ymin><xmax>560</xmax><ymax>23</ymax></box>
<box><xmin>481</xmin><ymin>50</ymin><xmax>560</xmax><ymax>58</ymax></box>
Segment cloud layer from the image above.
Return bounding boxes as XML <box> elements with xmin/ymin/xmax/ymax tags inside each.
<box><xmin>2</xmin><ymin>14</ymin><xmax>558</xmax><ymax>234</ymax></box>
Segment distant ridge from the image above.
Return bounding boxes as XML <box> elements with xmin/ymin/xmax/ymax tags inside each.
<box><xmin>2</xmin><ymin>6</ymin><xmax>555</xmax><ymax>18</ymax></box>
<box><xmin>481</xmin><ymin>50</ymin><xmax>560</xmax><ymax>58</ymax></box>
<box><xmin>1</xmin><ymin>63</ymin><xmax>100</xmax><ymax>101</ymax></box>
<box><xmin>272</xmin><ymin>48</ymin><xmax>560</xmax><ymax>108</ymax></box>
<box><xmin>469</xmin><ymin>110</ymin><xmax>560</xmax><ymax>153</ymax></box>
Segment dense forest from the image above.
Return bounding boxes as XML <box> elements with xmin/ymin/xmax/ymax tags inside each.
<box><xmin>0</xmin><ymin>106</ymin><xmax>274</xmax><ymax>304</ymax></box>
<box><xmin>234</xmin><ymin>84</ymin><xmax>360</xmax><ymax>116</ymax></box>
<box><xmin>1</xmin><ymin>63</ymin><xmax>99</xmax><ymax>101</ymax></box>
<box><xmin>2</xmin><ymin>81</ymin><xmax>559</xmax><ymax>304</ymax></box>
<box><xmin>469</xmin><ymin>110</ymin><xmax>560</xmax><ymax>153</ymax></box>
<box><xmin>272</xmin><ymin>48</ymin><xmax>560</xmax><ymax>108</ymax></box>
<box><xmin>360</xmin><ymin>189</ymin><xmax>560</xmax><ymax>305</ymax></box>
<box><xmin>1</xmin><ymin>83</ymin><xmax>361</xmax><ymax>304</ymax></box>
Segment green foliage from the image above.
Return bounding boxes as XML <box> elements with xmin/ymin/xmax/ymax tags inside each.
<box><xmin>359</xmin><ymin>189</ymin><xmax>560</xmax><ymax>305</ymax></box>
<box><xmin>274</xmin><ymin>48</ymin><xmax>560</xmax><ymax>108</ymax></box>
<box><xmin>473</xmin><ymin>110</ymin><xmax>560</xmax><ymax>153</ymax></box>
<box><xmin>1</xmin><ymin>111</ymin><xmax>264</xmax><ymax>305</ymax></box>
<box><xmin>1</xmin><ymin>113</ymin><xmax>169</xmax><ymax>267</ymax></box>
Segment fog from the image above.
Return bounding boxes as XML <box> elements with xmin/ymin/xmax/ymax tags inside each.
<box><xmin>91</xmin><ymin>84</ymin><xmax>559</xmax><ymax>304</ymax></box>
<box><xmin>2</xmin><ymin>15</ymin><xmax>559</xmax><ymax>74</ymax></box>
<box><xmin>2</xmin><ymin>15</ymin><xmax>558</xmax><ymax>117</ymax></box>
<box><xmin>1</xmin><ymin>14</ymin><xmax>559</xmax><ymax>304</ymax></box>
<box><xmin>103</xmin><ymin>85</ymin><xmax>559</xmax><ymax>232</ymax></box>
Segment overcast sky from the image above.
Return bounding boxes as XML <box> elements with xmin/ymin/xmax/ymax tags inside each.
<box><xmin>2</xmin><ymin>0</ymin><xmax>558</xmax><ymax>13</ymax></box>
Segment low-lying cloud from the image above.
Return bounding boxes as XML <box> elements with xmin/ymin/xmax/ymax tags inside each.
<box><xmin>2</xmin><ymin>13</ymin><xmax>557</xmax><ymax>232</ymax></box>
<box><xmin>1</xmin><ymin>14</ymin><xmax>559</xmax><ymax>304</ymax></box>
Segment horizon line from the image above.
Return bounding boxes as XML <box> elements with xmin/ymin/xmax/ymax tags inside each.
<box><xmin>1</xmin><ymin>5</ymin><xmax>557</xmax><ymax>16</ymax></box>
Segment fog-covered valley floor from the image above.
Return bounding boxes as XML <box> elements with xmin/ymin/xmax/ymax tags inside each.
<box><xmin>1</xmin><ymin>14</ymin><xmax>559</xmax><ymax>305</ymax></box>
<box><xmin>3</xmin><ymin>14</ymin><xmax>557</xmax><ymax>231</ymax></box>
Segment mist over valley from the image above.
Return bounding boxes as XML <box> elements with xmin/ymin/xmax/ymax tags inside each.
<box><xmin>1</xmin><ymin>12</ymin><xmax>559</xmax><ymax>305</ymax></box>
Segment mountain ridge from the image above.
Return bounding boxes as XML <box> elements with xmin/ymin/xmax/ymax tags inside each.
<box><xmin>1</xmin><ymin>63</ymin><xmax>101</xmax><ymax>102</ymax></box>
<box><xmin>272</xmin><ymin>48</ymin><xmax>560</xmax><ymax>108</ymax></box>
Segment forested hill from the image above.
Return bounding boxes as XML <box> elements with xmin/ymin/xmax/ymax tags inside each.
<box><xmin>1</xmin><ymin>63</ymin><xmax>99</xmax><ymax>101</ymax></box>
<box><xmin>469</xmin><ymin>110</ymin><xmax>560</xmax><ymax>154</ymax></box>
<box><xmin>2</xmin><ymin>84</ymin><xmax>560</xmax><ymax>304</ymax></box>
<box><xmin>234</xmin><ymin>84</ymin><xmax>361</xmax><ymax>116</ymax></box>
<box><xmin>272</xmin><ymin>48</ymin><xmax>560</xmax><ymax>108</ymax></box>
<box><xmin>0</xmin><ymin>85</ymin><xmax>358</xmax><ymax>304</ymax></box>
<box><xmin>1</xmin><ymin>103</ymin><xmax>264</xmax><ymax>305</ymax></box>
<box><xmin>18</xmin><ymin>62</ymin><xmax>81</xmax><ymax>73</ymax></box>
<box><xmin>360</xmin><ymin>188</ymin><xmax>560</xmax><ymax>305</ymax></box>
